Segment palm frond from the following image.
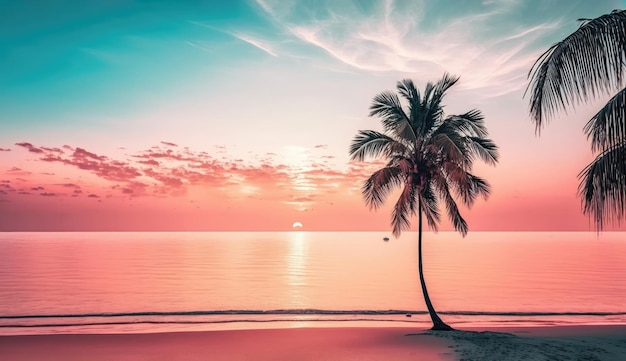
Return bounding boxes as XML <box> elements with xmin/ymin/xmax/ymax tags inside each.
<box><xmin>526</xmin><ymin>10</ymin><xmax>626</xmax><ymax>131</ymax></box>
<box><xmin>459</xmin><ymin>174</ymin><xmax>491</xmax><ymax>207</ymax></box>
<box><xmin>349</xmin><ymin>130</ymin><xmax>406</xmax><ymax>161</ymax></box>
<box><xmin>362</xmin><ymin>166</ymin><xmax>404</xmax><ymax>210</ymax></box>
<box><xmin>396</xmin><ymin>157</ymin><xmax>414</xmax><ymax>175</ymax></box>
<box><xmin>442</xmin><ymin>163</ymin><xmax>491</xmax><ymax>207</ymax></box>
<box><xmin>445</xmin><ymin>110</ymin><xmax>488</xmax><ymax>137</ymax></box>
<box><xmin>419</xmin><ymin>184</ymin><xmax>441</xmax><ymax>231</ymax></box>
<box><xmin>399</xmin><ymin>79</ymin><xmax>428</xmax><ymax>138</ymax></box>
<box><xmin>369</xmin><ymin>91</ymin><xmax>416</xmax><ymax>142</ymax></box>
<box><xmin>430</xmin><ymin>131</ymin><xmax>470</xmax><ymax>168</ymax></box>
<box><xmin>433</xmin><ymin>175</ymin><xmax>469</xmax><ymax>236</ymax></box>
<box><xmin>391</xmin><ymin>183</ymin><xmax>417</xmax><ymax>237</ymax></box>
<box><xmin>421</xmin><ymin>80</ymin><xmax>435</xmax><ymax>110</ymax></box>
<box><xmin>432</xmin><ymin>73</ymin><xmax>461</xmax><ymax>101</ymax></box>
<box><xmin>578</xmin><ymin>140</ymin><xmax>626</xmax><ymax>230</ymax></box>
<box><xmin>466</xmin><ymin>136</ymin><xmax>500</xmax><ymax>166</ymax></box>
<box><xmin>441</xmin><ymin>161</ymin><xmax>466</xmax><ymax>187</ymax></box>
<box><xmin>585</xmin><ymin>85</ymin><xmax>626</xmax><ymax>151</ymax></box>
<box><xmin>429</xmin><ymin>115</ymin><xmax>498</xmax><ymax>167</ymax></box>
<box><xmin>423</xmin><ymin>74</ymin><xmax>459</xmax><ymax>131</ymax></box>
<box><xmin>397</xmin><ymin>79</ymin><xmax>420</xmax><ymax>107</ymax></box>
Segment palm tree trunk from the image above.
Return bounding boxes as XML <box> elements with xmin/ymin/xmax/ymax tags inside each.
<box><xmin>418</xmin><ymin>199</ymin><xmax>453</xmax><ymax>331</ymax></box>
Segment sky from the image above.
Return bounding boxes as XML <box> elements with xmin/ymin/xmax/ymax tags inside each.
<box><xmin>1</xmin><ymin>0</ymin><xmax>625</xmax><ymax>232</ymax></box>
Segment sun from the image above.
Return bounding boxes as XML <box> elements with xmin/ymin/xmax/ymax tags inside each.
<box><xmin>292</xmin><ymin>221</ymin><xmax>303</xmax><ymax>229</ymax></box>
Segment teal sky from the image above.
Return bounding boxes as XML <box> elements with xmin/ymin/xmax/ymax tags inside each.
<box><xmin>2</xmin><ymin>2</ymin><xmax>263</xmax><ymax>133</ymax></box>
<box><xmin>3</xmin><ymin>0</ymin><xmax>621</xmax><ymax>141</ymax></box>
<box><xmin>1</xmin><ymin>0</ymin><xmax>626</xmax><ymax>231</ymax></box>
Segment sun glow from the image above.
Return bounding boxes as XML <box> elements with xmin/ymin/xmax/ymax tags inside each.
<box><xmin>292</xmin><ymin>221</ymin><xmax>303</xmax><ymax>229</ymax></box>
<box><xmin>286</xmin><ymin>230</ymin><xmax>309</xmax><ymax>308</ymax></box>
<box><xmin>282</xmin><ymin>146</ymin><xmax>315</xmax><ymax>192</ymax></box>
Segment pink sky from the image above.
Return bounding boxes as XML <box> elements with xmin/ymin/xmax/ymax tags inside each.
<box><xmin>0</xmin><ymin>134</ymin><xmax>620</xmax><ymax>231</ymax></box>
<box><xmin>2</xmin><ymin>0</ymin><xmax>625</xmax><ymax>232</ymax></box>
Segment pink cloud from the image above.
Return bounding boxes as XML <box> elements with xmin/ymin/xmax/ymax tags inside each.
<box><xmin>41</xmin><ymin>147</ymin><xmax>64</xmax><ymax>154</ymax></box>
<box><xmin>139</xmin><ymin>159</ymin><xmax>159</xmax><ymax>166</ymax></box>
<box><xmin>133</xmin><ymin>148</ymin><xmax>199</xmax><ymax>163</ymax></box>
<box><xmin>15</xmin><ymin>142</ymin><xmax>44</xmax><ymax>153</ymax></box>
<box><xmin>41</xmin><ymin>153</ymin><xmax>142</xmax><ymax>183</ymax></box>
<box><xmin>73</xmin><ymin>147</ymin><xmax>106</xmax><ymax>161</ymax></box>
<box><xmin>6</xmin><ymin>142</ymin><xmax>376</xmax><ymax>209</ymax></box>
<box><xmin>143</xmin><ymin>168</ymin><xmax>184</xmax><ymax>188</ymax></box>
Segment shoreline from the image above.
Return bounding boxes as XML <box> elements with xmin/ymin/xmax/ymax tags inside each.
<box><xmin>1</xmin><ymin>325</ymin><xmax>625</xmax><ymax>360</ymax></box>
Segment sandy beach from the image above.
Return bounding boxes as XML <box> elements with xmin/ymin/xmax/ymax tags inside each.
<box><xmin>1</xmin><ymin>325</ymin><xmax>625</xmax><ymax>361</ymax></box>
<box><xmin>428</xmin><ymin>325</ymin><xmax>626</xmax><ymax>361</ymax></box>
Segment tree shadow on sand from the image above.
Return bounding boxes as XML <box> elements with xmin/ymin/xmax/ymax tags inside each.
<box><xmin>406</xmin><ymin>330</ymin><xmax>626</xmax><ymax>361</ymax></box>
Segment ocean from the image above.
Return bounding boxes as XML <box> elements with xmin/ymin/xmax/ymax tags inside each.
<box><xmin>1</xmin><ymin>231</ymin><xmax>624</xmax><ymax>335</ymax></box>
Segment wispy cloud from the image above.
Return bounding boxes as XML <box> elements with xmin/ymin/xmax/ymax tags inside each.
<box><xmin>252</xmin><ymin>0</ymin><xmax>564</xmax><ymax>96</ymax></box>
<box><xmin>232</xmin><ymin>33</ymin><xmax>278</xmax><ymax>57</ymax></box>
<box><xmin>185</xmin><ymin>40</ymin><xmax>214</xmax><ymax>53</ymax></box>
<box><xmin>255</xmin><ymin>0</ymin><xmax>274</xmax><ymax>15</ymax></box>
<box><xmin>190</xmin><ymin>20</ymin><xmax>278</xmax><ymax>57</ymax></box>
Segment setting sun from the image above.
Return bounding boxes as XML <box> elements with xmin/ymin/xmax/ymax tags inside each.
<box><xmin>292</xmin><ymin>222</ymin><xmax>303</xmax><ymax>229</ymax></box>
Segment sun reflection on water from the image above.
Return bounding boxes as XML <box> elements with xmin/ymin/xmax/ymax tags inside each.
<box><xmin>285</xmin><ymin>231</ymin><xmax>309</xmax><ymax>308</ymax></box>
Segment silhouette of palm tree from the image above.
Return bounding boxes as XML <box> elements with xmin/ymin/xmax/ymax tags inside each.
<box><xmin>350</xmin><ymin>74</ymin><xmax>499</xmax><ymax>330</ymax></box>
<box><xmin>527</xmin><ymin>10</ymin><xmax>626</xmax><ymax>230</ymax></box>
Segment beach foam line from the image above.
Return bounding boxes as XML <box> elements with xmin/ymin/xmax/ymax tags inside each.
<box><xmin>1</xmin><ymin>318</ymin><xmax>426</xmax><ymax>329</ymax></box>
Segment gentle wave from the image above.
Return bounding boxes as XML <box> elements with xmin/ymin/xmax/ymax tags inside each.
<box><xmin>3</xmin><ymin>309</ymin><xmax>626</xmax><ymax>319</ymax></box>
<box><xmin>3</xmin><ymin>310</ymin><xmax>625</xmax><ymax>331</ymax></box>
<box><xmin>0</xmin><ymin>318</ymin><xmax>424</xmax><ymax>329</ymax></box>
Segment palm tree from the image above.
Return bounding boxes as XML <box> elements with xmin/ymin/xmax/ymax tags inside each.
<box><xmin>526</xmin><ymin>10</ymin><xmax>626</xmax><ymax>230</ymax></box>
<box><xmin>349</xmin><ymin>74</ymin><xmax>499</xmax><ymax>330</ymax></box>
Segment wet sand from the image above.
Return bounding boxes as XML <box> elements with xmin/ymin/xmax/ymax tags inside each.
<box><xmin>1</xmin><ymin>325</ymin><xmax>625</xmax><ymax>360</ymax></box>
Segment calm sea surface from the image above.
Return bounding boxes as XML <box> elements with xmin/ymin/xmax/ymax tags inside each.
<box><xmin>0</xmin><ymin>231</ymin><xmax>624</xmax><ymax>335</ymax></box>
